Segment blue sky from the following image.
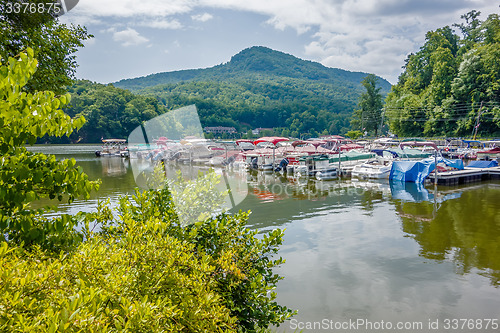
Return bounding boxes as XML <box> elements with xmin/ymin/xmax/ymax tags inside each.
<box><xmin>61</xmin><ymin>0</ymin><xmax>499</xmax><ymax>85</ymax></box>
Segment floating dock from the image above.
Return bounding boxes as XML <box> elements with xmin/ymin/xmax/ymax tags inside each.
<box><xmin>427</xmin><ymin>166</ymin><xmax>500</xmax><ymax>185</ymax></box>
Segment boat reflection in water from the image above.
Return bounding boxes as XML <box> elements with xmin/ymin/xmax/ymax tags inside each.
<box><xmin>100</xmin><ymin>156</ymin><xmax>130</xmax><ymax>177</ymax></box>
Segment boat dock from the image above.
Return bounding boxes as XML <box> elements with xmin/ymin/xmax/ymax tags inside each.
<box><xmin>427</xmin><ymin>166</ymin><xmax>500</xmax><ymax>185</ymax></box>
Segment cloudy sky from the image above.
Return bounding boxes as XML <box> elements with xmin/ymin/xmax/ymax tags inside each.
<box><xmin>62</xmin><ymin>0</ymin><xmax>499</xmax><ymax>85</ymax></box>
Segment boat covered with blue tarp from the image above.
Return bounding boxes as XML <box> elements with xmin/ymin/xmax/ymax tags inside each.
<box><xmin>466</xmin><ymin>160</ymin><xmax>499</xmax><ymax>168</ymax></box>
<box><xmin>389</xmin><ymin>157</ymin><xmax>464</xmax><ymax>183</ymax></box>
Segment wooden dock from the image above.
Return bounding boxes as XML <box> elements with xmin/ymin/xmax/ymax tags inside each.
<box><xmin>427</xmin><ymin>166</ymin><xmax>500</xmax><ymax>185</ymax></box>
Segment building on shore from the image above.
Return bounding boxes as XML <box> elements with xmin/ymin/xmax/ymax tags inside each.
<box><xmin>203</xmin><ymin>126</ymin><xmax>237</xmax><ymax>134</ymax></box>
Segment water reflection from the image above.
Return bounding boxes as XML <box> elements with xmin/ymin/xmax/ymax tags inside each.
<box><xmin>392</xmin><ymin>184</ymin><xmax>500</xmax><ymax>286</ymax></box>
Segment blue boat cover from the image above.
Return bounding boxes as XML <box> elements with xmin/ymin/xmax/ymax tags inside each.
<box><xmin>371</xmin><ymin>149</ymin><xmax>399</xmax><ymax>158</ymax></box>
<box><xmin>467</xmin><ymin>160</ymin><xmax>498</xmax><ymax>168</ymax></box>
<box><xmin>389</xmin><ymin>157</ymin><xmax>464</xmax><ymax>183</ymax></box>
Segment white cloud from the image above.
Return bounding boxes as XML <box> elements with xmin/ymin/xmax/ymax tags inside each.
<box><xmin>139</xmin><ymin>19</ymin><xmax>183</xmax><ymax>29</ymax></box>
<box><xmin>72</xmin><ymin>0</ymin><xmax>196</xmax><ymax>17</ymax></box>
<box><xmin>112</xmin><ymin>28</ymin><xmax>149</xmax><ymax>46</ymax></box>
<box><xmin>191</xmin><ymin>13</ymin><xmax>213</xmax><ymax>22</ymax></box>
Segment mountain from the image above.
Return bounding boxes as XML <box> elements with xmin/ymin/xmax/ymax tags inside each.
<box><xmin>111</xmin><ymin>46</ymin><xmax>392</xmax><ymax>137</ymax></box>
<box><xmin>115</xmin><ymin>46</ymin><xmax>391</xmax><ymax>92</ymax></box>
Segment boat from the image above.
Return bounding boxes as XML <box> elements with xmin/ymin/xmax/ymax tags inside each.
<box><xmin>351</xmin><ymin>158</ymin><xmax>393</xmax><ymax>179</ymax></box>
<box><xmin>351</xmin><ymin>147</ymin><xmax>400</xmax><ymax>179</ymax></box>
<box><xmin>95</xmin><ymin>139</ymin><xmax>129</xmax><ymax>157</ymax></box>
<box><xmin>390</xmin><ymin>157</ymin><xmax>464</xmax><ymax>183</ymax></box>
<box><xmin>295</xmin><ymin>154</ymin><xmax>337</xmax><ymax>177</ymax></box>
<box><xmin>476</xmin><ymin>146</ymin><xmax>500</xmax><ymax>161</ymax></box>
<box><xmin>466</xmin><ymin>160</ymin><xmax>499</xmax><ymax>168</ymax></box>
<box><xmin>244</xmin><ymin>137</ymin><xmax>289</xmax><ymax>171</ymax></box>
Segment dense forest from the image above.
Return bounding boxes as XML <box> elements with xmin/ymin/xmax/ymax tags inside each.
<box><xmin>54</xmin><ymin>47</ymin><xmax>391</xmax><ymax>143</ymax></box>
<box><xmin>385</xmin><ymin>11</ymin><xmax>500</xmax><ymax>137</ymax></box>
<box><xmin>60</xmin><ymin>80</ymin><xmax>167</xmax><ymax>143</ymax></box>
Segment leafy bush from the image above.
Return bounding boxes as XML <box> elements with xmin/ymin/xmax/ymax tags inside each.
<box><xmin>0</xmin><ymin>232</ymin><xmax>235</xmax><ymax>332</ymax></box>
<box><xmin>0</xmin><ymin>186</ymin><xmax>295</xmax><ymax>332</ymax></box>
<box><xmin>106</xmin><ymin>186</ymin><xmax>296</xmax><ymax>331</ymax></box>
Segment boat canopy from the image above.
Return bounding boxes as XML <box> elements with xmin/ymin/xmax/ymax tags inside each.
<box><xmin>236</xmin><ymin>139</ymin><xmax>254</xmax><ymax>145</ymax></box>
<box><xmin>339</xmin><ymin>143</ymin><xmax>364</xmax><ymax>151</ymax></box>
<box><xmin>467</xmin><ymin>160</ymin><xmax>498</xmax><ymax>168</ymax></box>
<box><xmin>372</xmin><ymin>149</ymin><xmax>399</xmax><ymax>158</ymax></box>
<box><xmin>390</xmin><ymin>157</ymin><xmax>464</xmax><ymax>183</ymax></box>
<box><xmin>298</xmin><ymin>154</ymin><xmax>329</xmax><ymax>161</ymax></box>
<box><xmin>102</xmin><ymin>139</ymin><xmax>126</xmax><ymax>143</ymax></box>
<box><xmin>392</xmin><ymin>148</ymin><xmax>432</xmax><ymax>159</ymax></box>
<box><xmin>477</xmin><ymin>147</ymin><xmax>500</xmax><ymax>154</ymax></box>
<box><xmin>462</xmin><ymin>140</ymin><xmax>484</xmax><ymax>148</ymax></box>
<box><xmin>253</xmin><ymin>136</ymin><xmax>289</xmax><ymax>146</ymax></box>
<box><xmin>291</xmin><ymin>140</ymin><xmax>326</xmax><ymax>148</ymax></box>
<box><xmin>329</xmin><ymin>150</ymin><xmax>376</xmax><ymax>162</ymax></box>
<box><xmin>399</xmin><ymin>141</ymin><xmax>438</xmax><ymax>150</ymax></box>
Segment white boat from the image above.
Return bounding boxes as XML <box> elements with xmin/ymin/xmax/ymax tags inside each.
<box><xmin>351</xmin><ymin>159</ymin><xmax>393</xmax><ymax>179</ymax></box>
<box><xmin>295</xmin><ymin>154</ymin><xmax>335</xmax><ymax>177</ymax></box>
<box><xmin>95</xmin><ymin>139</ymin><xmax>129</xmax><ymax>157</ymax></box>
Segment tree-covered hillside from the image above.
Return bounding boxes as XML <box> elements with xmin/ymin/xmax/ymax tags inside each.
<box><xmin>385</xmin><ymin>11</ymin><xmax>500</xmax><ymax>137</ymax></box>
<box><xmin>115</xmin><ymin>46</ymin><xmax>391</xmax><ymax>92</ymax></box>
<box><xmin>56</xmin><ymin>80</ymin><xmax>166</xmax><ymax>143</ymax></box>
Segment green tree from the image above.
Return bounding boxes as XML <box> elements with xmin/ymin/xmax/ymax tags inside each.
<box><xmin>385</xmin><ymin>11</ymin><xmax>500</xmax><ymax>137</ymax></box>
<box><xmin>0</xmin><ymin>0</ymin><xmax>92</xmax><ymax>94</ymax></box>
<box><xmin>346</xmin><ymin>130</ymin><xmax>363</xmax><ymax>140</ymax></box>
<box><xmin>0</xmin><ymin>49</ymin><xmax>99</xmax><ymax>250</ymax></box>
<box><xmin>352</xmin><ymin>74</ymin><xmax>384</xmax><ymax>136</ymax></box>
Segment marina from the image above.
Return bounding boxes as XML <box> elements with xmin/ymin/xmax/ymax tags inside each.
<box><xmin>121</xmin><ymin>135</ymin><xmax>500</xmax><ymax>187</ymax></box>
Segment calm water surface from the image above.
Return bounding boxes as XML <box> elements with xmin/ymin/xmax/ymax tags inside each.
<box><xmin>28</xmin><ymin>145</ymin><xmax>500</xmax><ymax>332</ymax></box>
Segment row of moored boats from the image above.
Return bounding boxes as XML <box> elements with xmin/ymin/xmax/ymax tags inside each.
<box><xmin>96</xmin><ymin>136</ymin><xmax>500</xmax><ymax>181</ymax></box>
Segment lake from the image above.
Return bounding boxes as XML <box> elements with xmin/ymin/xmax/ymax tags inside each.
<box><xmin>28</xmin><ymin>145</ymin><xmax>500</xmax><ymax>332</ymax></box>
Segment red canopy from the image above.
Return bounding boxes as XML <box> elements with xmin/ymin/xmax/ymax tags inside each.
<box><xmin>253</xmin><ymin>136</ymin><xmax>289</xmax><ymax>146</ymax></box>
<box><xmin>477</xmin><ymin>147</ymin><xmax>500</xmax><ymax>154</ymax></box>
<box><xmin>340</xmin><ymin>143</ymin><xmax>364</xmax><ymax>151</ymax></box>
<box><xmin>236</xmin><ymin>139</ymin><xmax>254</xmax><ymax>145</ymax></box>
<box><xmin>291</xmin><ymin>140</ymin><xmax>327</xmax><ymax>148</ymax></box>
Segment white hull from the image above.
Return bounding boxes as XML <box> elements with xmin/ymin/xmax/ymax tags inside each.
<box><xmin>351</xmin><ymin>160</ymin><xmax>392</xmax><ymax>179</ymax></box>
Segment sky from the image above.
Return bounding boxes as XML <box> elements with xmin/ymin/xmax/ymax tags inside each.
<box><xmin>61</xmin><ymin>0</ymin><xmax>499</xmax><ymax>85</ymax></box>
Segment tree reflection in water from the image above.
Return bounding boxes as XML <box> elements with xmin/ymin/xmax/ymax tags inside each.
<box><xmin>392</xmin><ymin>183</ymin><xmax>500</xmax><ymax>286</ymax></box>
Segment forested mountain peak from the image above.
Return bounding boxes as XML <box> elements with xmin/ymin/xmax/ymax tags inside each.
<box><xmin>114</xmin><ymin>46</ymin><xmax>391</xmax><ymax>92</ymax></box>
<box><xmin>68</xmin><ymin>47</ymin><xmax>392</xmax><ymax>143</ymax></box>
